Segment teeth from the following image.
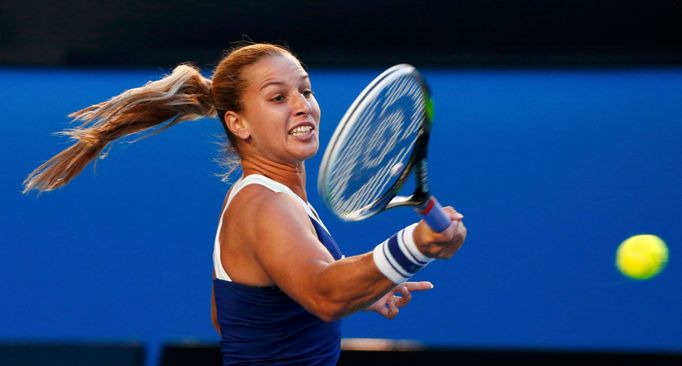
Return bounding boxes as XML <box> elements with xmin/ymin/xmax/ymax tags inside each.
<box><xmin>289</xmin><ymin>125</ymin><xmax>313</xmax><ymax>136</ymax></box>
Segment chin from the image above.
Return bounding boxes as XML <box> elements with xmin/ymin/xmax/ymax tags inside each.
<box><xmin>294</xmin><ymin>144</ymin><xmax>319</xmax><ymax>161</ymax></box>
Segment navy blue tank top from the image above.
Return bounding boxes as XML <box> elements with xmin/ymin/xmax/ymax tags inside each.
<box><xmin>213</xmin><ymin>175</ymin><xmax>343</xmax><ymax>365</ymax></box>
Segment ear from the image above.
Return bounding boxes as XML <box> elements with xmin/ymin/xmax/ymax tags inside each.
<box><xmin>224</xmin><ymin>111</ymin><xmax>251</xmax><ymax>140</ymax></box>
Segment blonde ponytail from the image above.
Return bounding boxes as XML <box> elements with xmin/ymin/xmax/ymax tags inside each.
<box><xmin>25</xmin><ymin>43</ymin><xmax>298</xmax><ymax>193</ymax></box>
<box><xmin>23</xmin><ymin>64</ymin><xmax>215</xmax><ymax>193</ymax></box>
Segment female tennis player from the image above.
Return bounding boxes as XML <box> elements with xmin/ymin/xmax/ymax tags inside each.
<box><xmin>23</xmin><ymin>43</ymin><xmax>467</xmax><ymax>365</ymax></box>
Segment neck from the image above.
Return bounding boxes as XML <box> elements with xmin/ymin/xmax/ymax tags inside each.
<box><xmin>241</xmin><ymin>155</ymin><xmax>307</xmax><ymax>201</ymax></box>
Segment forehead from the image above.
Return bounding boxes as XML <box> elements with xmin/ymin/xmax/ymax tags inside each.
<box><xmin>242</xmin><ymin>54</ymin><xmax>308</xmax><ymax>88</ymax></box>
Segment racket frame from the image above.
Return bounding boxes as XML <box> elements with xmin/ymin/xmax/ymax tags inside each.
<box><xmin>318</xmin><ymin>64</ymin><xmax>448</xmax><ymax>230</ymax></box>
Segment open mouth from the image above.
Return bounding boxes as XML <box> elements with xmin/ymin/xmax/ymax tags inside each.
<box><xmin>288</xmin><ymin>124</ymin><xmax>315</xmax><ymax>137</ymax></box>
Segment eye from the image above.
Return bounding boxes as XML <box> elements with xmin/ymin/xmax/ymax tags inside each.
<box><xmin>302</xmin><ymin>89</ymin><xmax>314</xmax><ymax>98</ymax></box>
<box><xmin>271</xmin><ymin>95</ymin><xmax>285</xmax><ymax>102</ymax></box>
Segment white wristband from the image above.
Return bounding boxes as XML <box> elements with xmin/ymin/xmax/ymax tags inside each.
<box><xmin>401</xmin><ymin>223</ymin><xmax>433</xmax><ymax>264</ymax></box>
<box><xmin>372</xmin><ymin>223</ymin><xmax>434</xmax><ymax>284</ymax></box>
<box><xmin>372</xmin><ymin>243</ymin><xmax>408</xmax><ymax>284</ymax></box>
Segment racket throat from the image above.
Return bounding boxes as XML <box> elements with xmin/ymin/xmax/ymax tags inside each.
<box><xmin>386</xmin><ymin>190</ymin><xmax>429</xmax><ymax>210</ymax></box>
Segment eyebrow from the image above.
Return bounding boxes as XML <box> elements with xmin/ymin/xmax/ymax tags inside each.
<box><xmin>259</xmin><ymin>75</ymin><xmax>310</xmax><ymax>91</ymax></box>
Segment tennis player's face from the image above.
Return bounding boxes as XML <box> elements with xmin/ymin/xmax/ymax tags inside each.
<box><xmin>239</xmin><ymin>54</ymin><xmax>320</xmax><ymax>165</ymax></box>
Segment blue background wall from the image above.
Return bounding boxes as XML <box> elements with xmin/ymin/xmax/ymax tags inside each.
<box><xmin>1</xmin><ymin>67</ymin><xmax>681</xmax><ymax>365</ymax></box>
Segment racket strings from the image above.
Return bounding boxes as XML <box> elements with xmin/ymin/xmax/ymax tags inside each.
<box><xmin>325</xmin><ymin>74</ymin><xmax>425</xmax><ymax>218</ymax></box>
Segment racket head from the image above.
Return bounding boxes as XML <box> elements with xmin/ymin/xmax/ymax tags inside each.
<box><xmin>318</xmin><ymin>64</ymin><xmax>433</xmax><ymax>221</ymax></box>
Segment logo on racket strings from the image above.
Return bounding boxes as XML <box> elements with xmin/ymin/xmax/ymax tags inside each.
<box><xmin>327</xmin><ymin>75</ymin><xmax>425</xmax><ymax>216</ymax></box>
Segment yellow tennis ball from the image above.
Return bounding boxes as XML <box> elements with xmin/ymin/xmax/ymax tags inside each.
<box><xmin>616</xmin><ymin>234</ymin><xmax>668</xmax><ymax>280</ymax></box>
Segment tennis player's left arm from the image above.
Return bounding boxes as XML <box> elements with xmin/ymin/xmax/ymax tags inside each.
<box><xmin>211</xmin><ymin>271</ymin><xmax>220</xmax><ymax>336</ymax></box>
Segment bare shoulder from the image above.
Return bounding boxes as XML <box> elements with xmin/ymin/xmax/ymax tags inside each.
<box><xmin>225</xmin><ymin>184</ymin><xmax>312</xmax><ymax>237</ymax></box>
<box><xmin>238</xmin><ymin>184</ymin><xmax>307</xmax><ymax>215</ymax></box>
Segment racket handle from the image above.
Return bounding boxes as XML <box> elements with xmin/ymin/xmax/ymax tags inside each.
<box><xmin>415</xmin><ymin>196</ymin><xmax>451</xmax><ymax>232</ymax></box>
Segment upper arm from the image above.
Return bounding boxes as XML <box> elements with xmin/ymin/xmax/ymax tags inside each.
<box><xmin>231</xmin><ymin>186</ymin><xmax>396</xmax><ymax>321</ymax></box>
<box><xmin>248</xmin><ymin>193</ymin><xmax>336</xmax><ymax>313</ymax></box>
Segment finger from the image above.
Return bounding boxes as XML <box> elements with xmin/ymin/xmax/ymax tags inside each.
<box><xmin>402</xmin><ymin>281</ymin><xmax>434</xmax><ymax>291</ymax></box>
<box><xmin>455</xmin><ymin>222</ymin><xmax>467</xmax><ymax>240</ymax></box>
<box><xmin>443</xmin><ymin>206</ymin><xmax>464</xmax><ymax>220</ymax></box>
<box><xmin>439</xmin><ymin>245</ymin><xmax>459</xmax><ymax>259</ymax></box>
<box><xmin>449</xmin><ymin>211</ymin><xmax>464</xmax><ymax>221</ymax></box>
<box><xmin>387</xmin><ymin>298</ymin><xmax>399</xmax><ymax>319</ymax></box>
<box><xmin>395</xmin><ymin>286</ymin><xmax>412</xmax><ymax>307</ymax></box>
<box><xmin>377</xmin><ymin>303</ymin><xmax>390</xmax><ymax>318</ymax></box>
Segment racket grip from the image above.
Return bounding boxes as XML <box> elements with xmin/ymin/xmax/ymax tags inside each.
<box><xmin>415</xmin><ymin>196</ymin><xmax>451</xmax><ymax>232</ymax></box>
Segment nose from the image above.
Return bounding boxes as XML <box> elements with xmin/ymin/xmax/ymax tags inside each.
<box><xmin>292</xmin><ymin>92</ymin><xmax>312</xmax><ymax>116</ymax></box>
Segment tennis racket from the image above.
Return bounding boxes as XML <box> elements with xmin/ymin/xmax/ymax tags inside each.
<box><xmin>317</xmin><ymin>64</ymin><xmax>451</xmax><ymax>232</ymax></box>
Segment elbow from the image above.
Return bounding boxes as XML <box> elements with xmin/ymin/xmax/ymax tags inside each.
<box><xmin>313</xmin><ymin>307</ymin><xmax>345</xmax><ymax>323</ymax></box>
<box><xmin>308</xmin><ymin>296</ymin><xmax>353</xmax><ymax>322</ymax></box>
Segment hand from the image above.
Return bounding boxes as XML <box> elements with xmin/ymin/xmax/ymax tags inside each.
<box><xmin>414</xmin><ymin>206</ymin><xmax>467</xmax><ymax>259</ymax></box>
<box><xmin>366</xmin><ymin>281</ymin><xmax>433</xmax><ymax>319</ymax></box>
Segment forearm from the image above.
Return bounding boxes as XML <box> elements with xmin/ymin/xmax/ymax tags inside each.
<box><xmin>313</xmin><ymin>252</ymin><xmax>396</xmax><ymax>319</ymax></box>
<box><xmin>309</xmin><ymin>224</ymin><xmax>435</xmax><ymax>320</ymax></box>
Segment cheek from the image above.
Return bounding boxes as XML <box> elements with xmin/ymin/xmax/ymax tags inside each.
<box><xmin>250</xmin><ymin>102</ymin><xmax>286</xmax><ymax>138</ymax></box>
<box><xmin>311</xmin><ymin>99</ymin><xmax>321</xmax><ymax>121</ymax></box>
